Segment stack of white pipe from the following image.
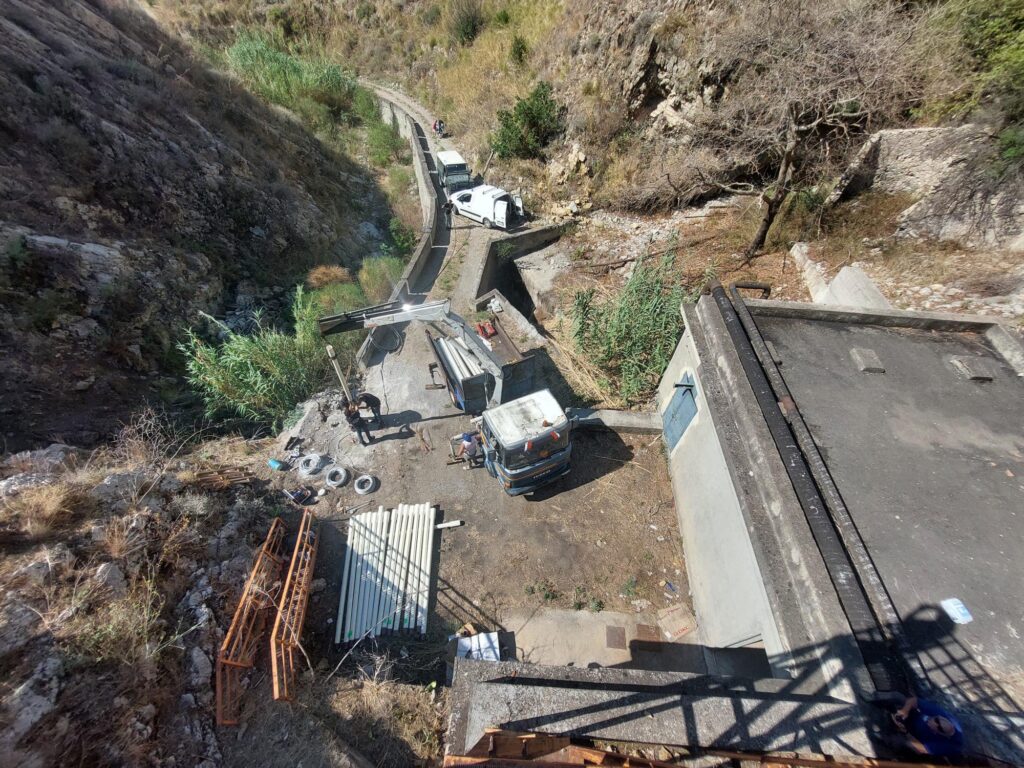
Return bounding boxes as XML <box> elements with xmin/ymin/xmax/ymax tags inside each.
<box><xmin>334</xmin><ymin>503</ymin><xmax>437</xmax><ymax>644</ymax></box>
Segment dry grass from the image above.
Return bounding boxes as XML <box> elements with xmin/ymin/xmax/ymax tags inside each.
<box><xmin>111</xmin><ymin>408</ymin><xmax>180</xmax><ymax>469</ymax></box>
<box><xmin>306</xmin><ymin>264</ymin><xmax>353</xmax><ymax>289</ymax></box>
<box><xmin>432</xmin><ymin>0</ymin><xmax>563</xmax><ymax>161</ymax></box>
<box><xmin>3</xmin><ymin>483</ymin><xmax>76</xmax><ymax>537</ymax></box>
<box><xmin>61</xmin><ymin>577</ymin><xmax>169</xmax><ymax>669</ymax></box>
<box><xmin>329</xmin><ymin>675</ymin><xmax>448</xmax><ymax>768</ymax></box>
<box><xmin>104</xmin><ymin>515</ymin><xmax>148</xmax><ymax>561</ymax></box>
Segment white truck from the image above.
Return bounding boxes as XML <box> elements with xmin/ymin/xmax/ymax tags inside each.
<box><xmin>450</xmin><ymin>184</ymin><xmax>525</xmax><ymax>230</ymax></box>
<box><xmin>436</xmin><ymin>150</ymin><xmax>474</xmax><ymax>195</ymax></box>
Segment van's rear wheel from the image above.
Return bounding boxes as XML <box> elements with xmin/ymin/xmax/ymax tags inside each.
<box><xmin>483</xmin><ymin>218</ymin><xmax>492</xmax><ymax>229</ymax></box>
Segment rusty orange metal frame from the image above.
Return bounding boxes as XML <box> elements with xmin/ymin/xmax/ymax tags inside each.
<box><xmin>215</xmin><ymin>518</ymin><xmax>286</xmax><ymax>726</ymax></box>
<box><xmin>270</xmin><ymin>508</ymin><xmax>318</xmax><ymax>701</ymax></box>
<box><xmin>444</xmin><ymin>730</ymin><xmax>986</xmax><ymax>768</ymax></box>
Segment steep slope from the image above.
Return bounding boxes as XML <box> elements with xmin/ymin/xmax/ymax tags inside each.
<box><xmin>0</xmin><ymin>0</ymin><xmax>384</xmax><ymax>449</ymax></box>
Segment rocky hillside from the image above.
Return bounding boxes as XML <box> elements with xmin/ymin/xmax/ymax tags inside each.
<box><xmin>0</xmin><ymin>0</ymin><xmax>386</xmax><ymax>450</ymax></box>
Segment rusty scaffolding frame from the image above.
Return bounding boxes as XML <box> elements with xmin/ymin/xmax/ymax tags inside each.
<box><xmin>215</xmin><ymin>518</ymin><xmax>286</xmax><ymax>726</ymax></box>
<box><xmin>444</xmin><ymin>730</ymin><xmax>986</xmax><ymax>768</ymax></box>
<box><xmin>271</xmin><ymin>508</ymin><xmax>319</xmax><ymax>701</ymax></box>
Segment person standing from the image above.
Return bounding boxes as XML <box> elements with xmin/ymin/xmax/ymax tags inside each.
<box><xmin>455</xmin><ymin>430</ymin><xmax>482</xmax><ymax>470</ymax></box>
<box><xmin>443</xmin><ymin>199</ymin><xmax>454</xmax><ymax>230</ymax></box>
<box><xmin>356</xmin><ymin>392</ymin><xmax>382</xmax><ymax>425</ymax></box>
<box><xmin>346</xmin><ymin>402</ymin><xmax>373</xmax><ymax>446</ymax></box>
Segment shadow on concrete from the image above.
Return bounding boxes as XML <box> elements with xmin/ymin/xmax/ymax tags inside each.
<box><xmin>477</xmin><ymin>605</ymin><xmax>1024</xmax><ymax>764</ymax></box>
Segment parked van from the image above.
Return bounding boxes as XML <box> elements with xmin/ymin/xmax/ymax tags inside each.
<box><xmin>450</xmin><ymin>184</ymin><xmax>525</xmax><ymax>230</ymax></box>
<box><xmin>436</xmin><ymin>150</ymin><xmax>474</xmax><ymax>195</ymax></box>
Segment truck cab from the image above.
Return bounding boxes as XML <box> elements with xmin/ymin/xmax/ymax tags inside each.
<box><xmin>480</xmin><ymin>389</ymin><xmax>571</xmax><ymax>496</ymax></box>
<box><xmin>451</xmin><ymin>184</ymin><xmax>524</xmax><ymax>230</ymax></box>
<box><xmin>436</xmin><ymin>150</ymin><xmax>474</xmax><ymax>195</ymax></box>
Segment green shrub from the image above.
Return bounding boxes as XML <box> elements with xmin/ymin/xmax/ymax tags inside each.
<box><xmin>352</xmin><ymin>86</ymin><xmax>380</xmax><ymax>126</ymax></box>
<box><xmin>310</xmin><ymin>280</ymin><xmax>368</xmax><ymax>315</ymax></box>
<box><xmin>389</xmin><ymin>217</ymin><xmax>418</xmax><ymax>257</ymax></box>
<box><xmin>367</xmin><ymin>121</ymin><xmax>407</xmax><ymax>166</ymax></box>
<box><xmin>510</xmin><ymin>34</ymin><xmax>529</xmax><ymax>66</ymax></box>
<box><xmin>491</xmin><ymin>81</ymin><xmax>563</xmax><ymax>159</ymax></box>
<box><xmin>225</xmin><ymin>33</ymin><xmax>356</xmax><ymax>118</ymax></box>
<box><xmin>998</xmin><ymin>124</ymin><xmax>1024</xmax><ymax>170</ymax></box>
<box><xmin>494</xmin><ymin>8</ymin><xmax>511</xmax><ymax>26</ymax></box>
<box><xmin>179</xmin><ymin>287</ymin><xmax>340</xmax><ymax>426</ymax></box>
<box><xmin>449</xmin><ymin>0</ymin><xmax>484</xmax><ymax>45</ymax></box>
<box><xmin>572</xmin><ymin>253</ymin><xmax>685</xmax><ymax>405</ymax></box>
<box><xmin>358</xmin><ymin>256</ymin><xmax>406</xmax><ymax>303</ymax></box>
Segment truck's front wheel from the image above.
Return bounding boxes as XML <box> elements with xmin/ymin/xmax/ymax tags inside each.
<box><xmin>483</xmin><ymin>218</ymin><xmax>492</xmax><ymax>229</ymax></box>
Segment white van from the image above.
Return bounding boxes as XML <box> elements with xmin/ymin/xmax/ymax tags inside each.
<box><xmin>436</xmin><ymin>150</ymin><xmax>474</xmax><ymax>195</ymax></box>
<box><xmin>450</xmin><ymin>184</ymin><xmax>525</xmax><ymax>230</ymax></box>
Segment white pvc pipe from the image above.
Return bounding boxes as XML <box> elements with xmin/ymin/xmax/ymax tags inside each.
<box><xmin>421</xmin><ymin>504</ymin><xmax>436</xmax><ymax>634</ymax></box>
<box><xmin>380</xmin><ymin>506</ymin><xmax>402</xmax><ymax>633</ymax></box>
<box><xmin>409</xmin><ymin>503</ymin><xmax>426</xmax><ymax>631</ymax></box>
<box><xmin>345</xmin><ymin>511</ymin><xmax>368</xmax><ymax>642</ymax></box>
<box><xmin>336</xmin><ymin>513</ymin><xmax>357</xmax><ymax>644</ymax></box>
<box><xmin>369</xmin><ymin>507</ymin><xmax>391</xmax><ymax>637</ymax></box>
<box><xmin>389</xmin><ymin>505</ymin><xmax>405</xmax><ymax>630</ymax></box>
<box><xmin>356</xmin><ymin>508</ymin><xmax>383</xmax><ymax>639</ymax></box>
<box><xmin>398</xmin><ymin>505</ymin><xmax>417</xmax><ymax>630</ymax></box>
<box><xmin>348</xmin><ymin>510</ymin><xmax>370</xmax><ymax>641</ymax></box>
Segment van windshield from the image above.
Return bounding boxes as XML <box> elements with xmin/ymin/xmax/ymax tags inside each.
<box><xmin>501</xmin><ymin>430</ymin><xmax>569</xmax><ymax>470</ymax></box>
<box><xmin>442</xmin><ymin>163</ymin><xmax>469</xmax><ymax>175</ymax></box>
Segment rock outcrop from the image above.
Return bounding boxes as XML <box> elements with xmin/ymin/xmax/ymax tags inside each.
<box><xmin>827</xmin><ymin>125</ymin><xmax>1024</xmax><ymax>252</ymax></box>
<box><xmin>0</xmin><ymin>0</ymin><xmax>386</xmax><ymax>449</ymax></box>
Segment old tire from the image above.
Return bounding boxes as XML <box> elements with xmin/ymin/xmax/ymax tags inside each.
<box><xmin>298</xmin><ymin>454</ymin><xmax>324</xmax><ymax>476</ymax></box>
<box><xmin>354</xmin><ymin>474</ymin><xmax>378</xmax><ymax>495</ymax></box>
<box><xmin>324</xmin><ymin>466</ymin><xmax>350</xmax><ymax>488</ymax></box>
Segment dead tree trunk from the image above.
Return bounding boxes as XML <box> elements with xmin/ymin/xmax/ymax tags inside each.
<box><xmin>743</xmin><ymin>126</ymin><xmax>799</xmax><ymax>261</ymax></box>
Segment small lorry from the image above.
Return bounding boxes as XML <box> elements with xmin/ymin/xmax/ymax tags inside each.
<box><xmin>479</xmin><ymin>388</ymin><xmax>572</xmax><ymax>496</ymax></box>
<box><xmin>436</xmin><ymin>150</ymin><xmax>474</xmax><ymax>195</ymax></box>
<box><xmin>450</xmin><ymin>184</ymin><xmax>525</xmax><ymax>230</ymax></box>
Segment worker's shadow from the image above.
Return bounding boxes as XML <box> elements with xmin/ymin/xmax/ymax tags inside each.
<box><xmin>373</xmin><ymin>409</ymin><xmax>452</xmax><ymax>442</ymax></box>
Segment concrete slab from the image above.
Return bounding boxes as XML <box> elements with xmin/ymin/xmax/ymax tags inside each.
<box><xmin>449</xmin><ymin>660</ymin><xmax>877</xmax><ymax>757</ymax></box>
<box><xmin>505</xmin><ymin>608</ymin><xmax>706</xmax><ymax>673</ymax></box>
<box><xmin>568</xmin><ymin>408</ymin><xmax>662</xmax><ymax>434</ymax></box>
<box><xmin>757</xmin><ymin>316</ymin><xmax>1024</xmax><ymax>702</ymax></box>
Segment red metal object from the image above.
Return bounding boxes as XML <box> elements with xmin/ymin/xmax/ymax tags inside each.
<box><xmin>215</xmin><ymin>518</ymin><xmax>286</xmax><ymax>726</ymax></box>
<box><xmin>270</xmin><ymin>509</ymin><xmax>319</xmax><ymax>701</ymax></box>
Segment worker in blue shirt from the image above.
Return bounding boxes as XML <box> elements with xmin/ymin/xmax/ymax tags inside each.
<box><xmin>891</xmin><ymin>695</ymin><xmax>965</xmax><ymax>757</ymax></box>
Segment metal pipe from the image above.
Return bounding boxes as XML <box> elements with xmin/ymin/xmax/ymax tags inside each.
<box><xmin>711</xmin><ymin>282</ymin><xmax>899</xmax><ymax>697</ymax></box>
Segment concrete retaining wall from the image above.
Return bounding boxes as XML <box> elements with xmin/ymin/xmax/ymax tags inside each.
<box><xmin>356</xmin><ymin>91</ymin><xmax>440</xmax><ymax>366</ymax></box>
<box><xmin>656</xmin><ymin>320</ymin><xmax>778</xmax><ymax>649</ymax></box>
<box><xmin>472</xmin><ymin>224</ymin><xmax>566</xmax><ymax>304</ymax></box>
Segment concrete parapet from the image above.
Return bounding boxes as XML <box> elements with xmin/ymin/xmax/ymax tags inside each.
<box><xmin>449</xmin><ymin>659</ymin><xmax>875</xmax><ymax>757</ymax></box>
